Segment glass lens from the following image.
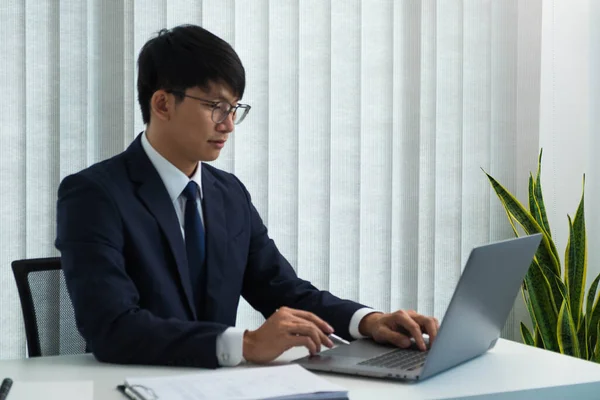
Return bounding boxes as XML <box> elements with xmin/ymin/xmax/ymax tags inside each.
<box><xmin>234</xmin><ymin>107</ymin><xmax>249</xmax><ymax>125</ymax></box>
<box><xmin>211</xmin><ymin>102</ymin><xmax>250</xmax><ymax>125</ymax></box>
<box><xmin>212</xmin><ymin>102</ymin><xmax>231</xmax><ymax>124</ymax></box>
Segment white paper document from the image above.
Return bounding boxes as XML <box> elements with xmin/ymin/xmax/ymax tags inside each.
<box><xmin>10</xmin><ymin>381</ymin><xmax>93</xmax><ymax>400</ymax></box>
<box><xmin>124</xmin><ymin>364</ymin><xmax>348</xmax><ymax>400</ymax></box>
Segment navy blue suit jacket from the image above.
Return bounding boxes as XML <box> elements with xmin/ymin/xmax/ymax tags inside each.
<box><xmin>56</xmin><ymin>134</ymin><xmax>366</xmax><ymax>368</ymax></box>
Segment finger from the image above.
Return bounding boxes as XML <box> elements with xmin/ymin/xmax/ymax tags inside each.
<box><xmin>406</xmin><ymin>310</ymin><xmax>439</xmax><ymax>331</ymax></box>
<box><xmin>296</xmin><ymin>318</ymin><xmax>334</xmax><ymax>348</ymax></box>
<box><xmin>289</xmin><ymin>322</ymin><xmax>322</xmax><ymax>353</ymax></box>
<box><xmin>308</xmin><ymin>324</ymin><xmax>334</xmax><ymax>348</ymax></box>
<box><xmin>288</xmin><ymin>333</ymin><xmax>318</xmax><ymax>355</ymax></box>
<box><xmin>409</xmin><ymin>314</ymin><xmax>439</xmax><ymax>345</ymax></box>
<box><xmin>420</xmin><ymin>316</ymin><xmax>439</xmax><ymax>344</ymax></box>
<box><xmin>377</xmin><ymin>326</ymin><xmax>412</xmax><ymax>348</ymax></box>
<box><xmin>287</xmin><ymin>309</ymin><xmax>334</xmax><ymax>334</ymax></box>
<box><xmin>319</xmin><ymin>328</ymin><xmax>335</xmax><ymax>348</ymax></box>
<box><xmin>292</xmin><ymin>317</ymin><xmax>335</xmax><ymax>348</ymax></box>
<box><xmin>392</xmin><ymin>312</ymin><xmax>426</xmax><ymax>351</ymax></box>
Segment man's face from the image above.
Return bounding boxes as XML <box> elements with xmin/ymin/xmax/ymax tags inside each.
<box><xmin>168</xmin><ymin>82</ymin><xmax>237</xmax><ymax>163</ymax></box>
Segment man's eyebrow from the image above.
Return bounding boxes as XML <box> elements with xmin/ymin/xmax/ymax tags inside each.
<box><xmin>211</xmin><ymin>96</ymin><xmax>240</xmax><ymax>104</ymax></box>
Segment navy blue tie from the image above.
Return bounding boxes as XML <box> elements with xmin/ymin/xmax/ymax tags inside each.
<box><xmin>182</xmin><ymin>181</ymin><xmax>206</xmax><ymax>311</ymax></box>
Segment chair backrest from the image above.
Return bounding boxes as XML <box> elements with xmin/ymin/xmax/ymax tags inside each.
<box><xmin>11</xmin><ymin>257</ymin><xmax>87</xmax><ymax>357</ymax></box>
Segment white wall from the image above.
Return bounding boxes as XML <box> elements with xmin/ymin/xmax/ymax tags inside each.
<box><xmin>590</xmin><ymin>0</ymin><xmax>600</xmax><ymax>291</ymax></box>
<box><xmin>538</xmin><ymin>0</ymin><xmax>599</xmax><ymax>290</ymax></box>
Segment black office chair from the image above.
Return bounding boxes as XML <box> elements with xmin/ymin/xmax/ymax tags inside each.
<box><xmin>11</xmin><ymin>257</ymin><xmax>87</xmax><ymax>357</ymax></box>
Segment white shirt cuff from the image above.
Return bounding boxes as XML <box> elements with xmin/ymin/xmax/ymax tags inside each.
<box><xmin>349</xmin><ymin>308</ymin><xmax>383</xmax><ymax>339</ymax></box>
<box><xmin>216</xmin><ymin>327</ymin><xmax>245</xmax><ymax>366</ymax></box>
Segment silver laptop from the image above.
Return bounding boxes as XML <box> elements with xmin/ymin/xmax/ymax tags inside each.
<box><xmin>296</xmin><ymin>234</ymin><xmax>542</xmax><ymax>381</ymax></box>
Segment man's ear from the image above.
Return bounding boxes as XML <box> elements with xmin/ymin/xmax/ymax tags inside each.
<box><xmin>150</xmin><ymin>90</ymin><xmax>173</xmax><ymax>122</ymax></box>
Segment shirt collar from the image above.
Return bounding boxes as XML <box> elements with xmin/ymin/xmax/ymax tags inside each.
<box><xmin>141</xmin><ymin>131</ymin><xmax>203</xmax><ymax>201</ymax></box>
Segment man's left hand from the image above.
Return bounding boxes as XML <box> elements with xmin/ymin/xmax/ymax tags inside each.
<box><xmin>358</xmin><ymin>310</ymin><xmax>439</xmax><ymax>351</ymax></box>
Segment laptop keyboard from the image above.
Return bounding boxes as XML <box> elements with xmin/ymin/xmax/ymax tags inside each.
<box><xmin>358</xmin><ymin>349</ymin><xmax>428</xmax><ymax>371</ymax></box>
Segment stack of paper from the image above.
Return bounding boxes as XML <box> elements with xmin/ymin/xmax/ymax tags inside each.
<box><xmin>10</xmin><ymin>381</ymin><xmax>93</xmax><ymax>400</ymax></box>
<box><xmin>123</xmin><ymin>364</ymin><xmax>348</xmax><ymax>400</ymax></box>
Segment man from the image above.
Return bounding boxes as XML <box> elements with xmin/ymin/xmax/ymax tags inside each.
<box><xmin>56</xmin><ymin>24</ymin><xmax>438</xmax><ymax>368</ymax></box>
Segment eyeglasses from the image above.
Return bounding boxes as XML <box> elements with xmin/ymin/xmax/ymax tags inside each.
<box><xmin>168</xmin><ymin>90</ymin><xmax>251</xmax><ymax>125</ymax></box>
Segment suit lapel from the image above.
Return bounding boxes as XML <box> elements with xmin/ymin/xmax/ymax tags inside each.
<box><xmin>125</xmin><ymin>135</ymin><xmax>197</xmax><ymax>319</ymax></box>
<box><xmin>201</xmin><ymin>166</ymin><xmax>227</xmax><ymax>320</ymax></box>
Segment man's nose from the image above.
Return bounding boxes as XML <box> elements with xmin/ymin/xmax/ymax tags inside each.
<box><xmin>217</xmin><ymin>112</ymin><xmax>235</xmax><ymax>133</ymax></box>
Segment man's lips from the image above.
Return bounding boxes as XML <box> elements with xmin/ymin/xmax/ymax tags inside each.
<box><xmin>208</xmin><ymin>139</ymin><xmax>226</xmax><ymax>149</ymax></box>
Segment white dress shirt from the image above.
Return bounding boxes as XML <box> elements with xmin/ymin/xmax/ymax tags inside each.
<box><xmin>141</xmin><ymin>132</ymin><xmax>377</xmax><ymax>366</ymax></box>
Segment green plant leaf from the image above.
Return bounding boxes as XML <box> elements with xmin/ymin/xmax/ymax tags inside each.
<box><xmin>587</xmin><ymin>274</ymin><xmax>600</xmax><ymax>354</ymax></box>
<box><xmin>530</xmin><ymin>186</ymin><xmax>547</xmax><ymax>236</ymax></box>
<box><xmin>557</xmin><ymin>300</ymin><xmax>580</xmax><ymax>357</ymax></box>
<box><xmin>534</xmin><ymin>150</ymin><xmax>552</xmax><ymax>234</ymax></box>
<box><xmin>528</xmin><ymin>174</ymin><xmax>537</xmax><ymax>219</ymax></box>
<box><xmin>521</xmin><ymin>322</ymin><xmax>534</xmax><ymax>346</ymax></box>
<box><xmin>593</xmin><ymin>321</ymin><xmax>600</xmax><ymax>363</ymax></box>
<box><xmin>526</xmin><ymin>258</ymin><xmax>560</xmax><ymax>352</ymax></box>
<box><xmin>565</xmin><ymin>179</ymin><xmax>586</xmax><ymax>330</ymax></box>
<box><xmin>554</xmin><ymin>275</ymin><xmax>568</xmax><ymax>302</ymax></box>
<box><xmin>521</xmin><ymin>284</ymin><xmax>537</xmax><ymax>333</ymax></box>
<box><xmin>579</xmin><ymin>314</ymin><xmax>589</xmax><ymax>360</ymax></box>
<box><xmin>483</xmin><ymin>171</ymin><xmax>561</xmax><ymax>280</ymax></box>
<box><xmin>534</xmin><ymin>150</ymin><xmax>556</xmax><ymax>238</ymax></box>
<box><xmin>522</xmin><ymin>283</ymin><xmax>546</xmax><ymax>349</ymax></box>
<box><xmin>534</xmin><ymin>325</ymin><xmax>544</xmax><ymax>349</ymax></box>
<box><xmin>531</xmin><ymin>155</ymin><xmax>561</xmax><ymax>265</ymax></box>
<box><xmin>586</xmin><ymin>273</ymin><xmax>600</xmax><ymax>329</ymax></box>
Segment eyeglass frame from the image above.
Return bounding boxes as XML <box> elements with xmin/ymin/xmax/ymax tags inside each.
<box><xmin>167</xmin><ymin>90</ymin><xmax>251</xmax><ymax>125</ymax></box>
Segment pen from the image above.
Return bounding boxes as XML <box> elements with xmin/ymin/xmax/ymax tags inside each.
<box><xmin>0</xmin><ymin>378</ymin><xmax>12</xmax><ymax>400</ymax></box>
<box><xmin>117</xmin><ymin>385</ymin><xmax>144</xmax><ymax>400</ymax></box>
<box><xmin>329</xmin><ymin>333</ymin><xmax>350</xmax><ymax>345</ymax></box>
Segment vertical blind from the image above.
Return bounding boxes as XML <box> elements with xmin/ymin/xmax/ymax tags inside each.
<box><xmin>0</xmin><ymin>0</ymin><xmax>542</xmax><ymax>359</ymax></box>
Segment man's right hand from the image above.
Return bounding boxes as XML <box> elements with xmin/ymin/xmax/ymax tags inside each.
<box><xmin>242</xmin><ymin>307</ymin><xmax>336</xmax><ymax>364</ymax></box>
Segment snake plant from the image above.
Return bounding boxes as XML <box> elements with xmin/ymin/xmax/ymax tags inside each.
<box><xmin>483</xmin><ymin>150</ymin><xmax>600</xmax><ymax>362</ymax></box>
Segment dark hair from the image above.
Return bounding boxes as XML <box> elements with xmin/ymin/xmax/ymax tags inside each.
<box><xmin>137</xmin><ymin>24</ymin><xmax>245</xmax><ymax>124</ymax></box>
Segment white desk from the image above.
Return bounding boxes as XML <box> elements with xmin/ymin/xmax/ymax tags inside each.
<box><xmin>1</xmin><ymin>339</ymin><xmax>600</xmax><ymax>399</ymax></box>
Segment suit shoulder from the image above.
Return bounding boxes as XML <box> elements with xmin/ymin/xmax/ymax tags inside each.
<box><xmin>202</xmin><ymin>163</ymin><xmax>250</xmax><ymax>200</ymax></box>
<box><xmin>202</xmin><ymin>163</ymin><xmax>243</xmax><ymax>186</ymax></box>
<box><xmin>62</xmin><ymin>152</ymin><xmax>128</xmax><ymax>188</ymax></box>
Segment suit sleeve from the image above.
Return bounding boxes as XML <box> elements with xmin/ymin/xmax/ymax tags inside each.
<box><xmin>234</xmin><ymin>177</ymin><xmax>368</xmax><ymax>341</ymax></box>
<box><xmin>56</xmin><ymin>173</ymin><xmax>227</xmax><ymax>368</ymax></box>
